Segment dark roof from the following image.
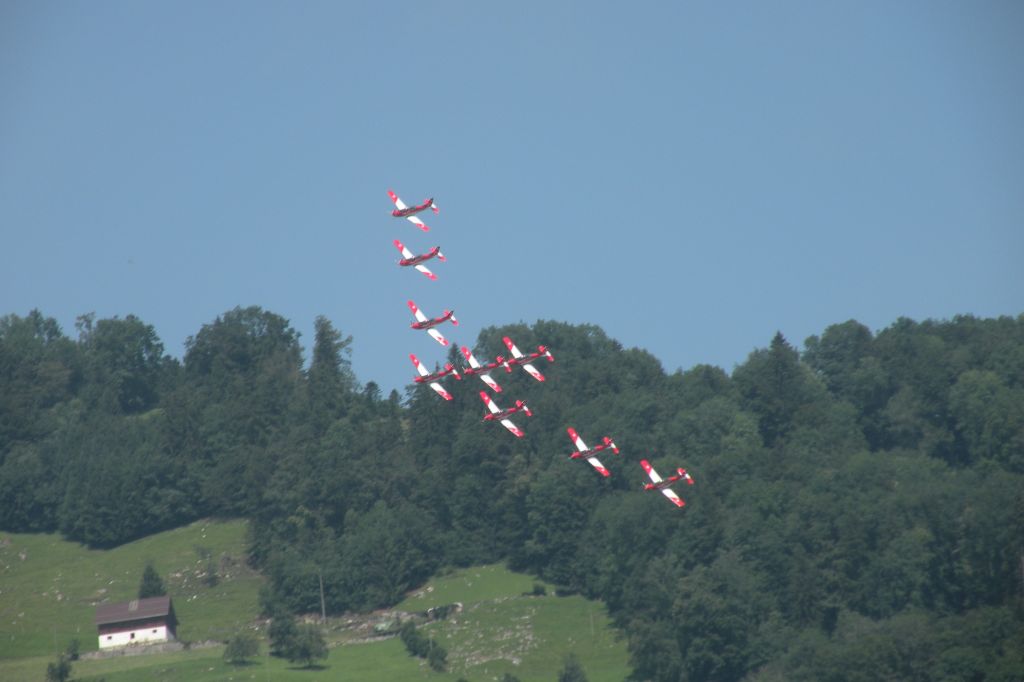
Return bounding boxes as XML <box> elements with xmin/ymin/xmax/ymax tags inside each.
<box><xmin>95</xmin><ymin>596</ymin><xmax>174</xmax><ymax>626</ymax></box>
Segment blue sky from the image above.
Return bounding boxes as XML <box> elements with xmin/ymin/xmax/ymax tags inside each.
<box><xmin>2</xmin><ymin>1</ymin><xmax>1022</xmax><ymax>396</ymax></box>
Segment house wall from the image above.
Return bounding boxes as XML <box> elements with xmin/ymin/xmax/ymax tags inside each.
<box><xmin>97</xmin><ymin>624</ymin><xmax>172</xmax><ymax>649</ymax></box>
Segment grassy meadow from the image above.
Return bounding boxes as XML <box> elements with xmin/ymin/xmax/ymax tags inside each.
<box><xmin>0</xmin><ymin>519</ymin><xmax>262</xmax><ymax>661</ymax></box>
<box><xmin>0</xmin><ymin>523</ymin><xmax>631</xmax><ymax>681</ymax></box>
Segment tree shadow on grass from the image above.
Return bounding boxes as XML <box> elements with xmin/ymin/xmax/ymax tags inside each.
<box><xmin>286</xmin><ymin>664</ymin><xmax>329</xmax><ymax>671</ymax></box>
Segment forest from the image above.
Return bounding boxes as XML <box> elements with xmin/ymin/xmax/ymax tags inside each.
<box><xmin>1</xmin><ymin>307</ymin><xmax>1022</xmax><ymax>681</ymax></box>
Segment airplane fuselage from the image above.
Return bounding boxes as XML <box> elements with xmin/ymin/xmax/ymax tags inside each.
<box><xmin>412</xmin><ymin>312</ymin><xmax>453</xmax><ymax>330</ymax></box>
<box><xmin>392</xmin><ymin>198</ymin><xmax>434</xmax><ymax>218</ymax></box>
<box><xmin>399</xmin><ymin>246</ymin><xmax>441</xmax><ymax>266</ymax></box>
<box><xmin>645</xmin><ymin>474</ymin><xmax>688</xmax><ymax>490</ymax></box>
<box><xmin>571</xmin><ymin>444</ymin><xmax>610</xmax><ymax>459</ymax></box>
<box><xmin>416</xmin><ymin>369</ymin><xmax>454</xmax><ymax>383</ymax></box>
<box><xmin>509</xmin><ymin>352</ymin><xmax>551</xmax><ymax>367</ymax></box>
<box><xmin>484</xmin><ymin>407</ymin><xmax>524</xmax><ymax>422</ymax></box>
<box><xmin>464</xmin><ymin>360</ymin><xmax>503</xmax><ymax>375</ymax></box>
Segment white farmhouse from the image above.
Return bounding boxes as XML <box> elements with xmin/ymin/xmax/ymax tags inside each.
<box><xmin>95</xmin><ymin>596</ymin><xmax>177</xmax><ymax>649</ymax></box>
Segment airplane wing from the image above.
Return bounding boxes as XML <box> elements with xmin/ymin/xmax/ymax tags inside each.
<box><xmin>407</xmin><ymin>300</ymin><xmax>429</xmax><ymax>323</ymax></box>
<box><xmin>659</xmin><ymin>487</ymin><xmax>685</xmax><ymax>507</ymax></box>
<box><xmin>586</xmin><ymin>456</ymin><xmax>611</xmax><ymax>477</ymax></box>
<box><xmin>520</xmin><ymin>362</ymin><xmax>545</xmax><ymax>382</ymax></box>
<box><xmin>427</xmin><ymin>328</ymin><xmax>449</xmax><ymax>346</ymax></box>
<box><xmin>388</xmin><ymin>190</ymin><xmax>431</xmax><ymax>231</ymax></box>
<box><xmin>405</xmin><ymin>214</ymin><xmax>430</xmax><ymax>231</ymax></box>
<box><xmin>395</xmin><ymin>244</ymin><xmax>438</xmax><ymax>279</ymax></box>
<box><xmin>387</xmin><ymin>189</ymin><xmax>408</xmax><ymax>211</ymax></box>
<box><xmin>504</xmin><ymin>337</ymin><xmax>544</xmax><ymax>380</ymax></box>
<box><xmin>479</xmin><ymin>390</ymin><xmax>500</xmax><ymax>415</ymax></box>
<box><xmin>567</xmin><ymin>427</ymin><xmax>589</xmax><ymax>453</ymax></box>
<box><xmin>461</xmin><ymin>346</ymin><xmax>482</xmax><ymax>369</ymax></box>
<box><xmin>429</xmin><ymin>381</ymin><xmax>453</xmax><ymax>401</ymax></box>
<box><xmin>393</xmin><ymin>239</ymin><xmax>415</xmax><ymax>260</ymax></box>
<box><xmin>462</xmin><ymin>347</ymin><xmax>503</xmax><ymax>392</ymax></box>
<box><xmin>503</xmin><ymin>336</ymin><xmax>524</xmax><ymax>359</ymax></box>
<box><xmin>500</xmin><ymin>418</ymin><xmax>524</xmax><ymax>438</ymax></box>
<box><xmin>641</xmin><ymin>460</ymin><xmax>684</xmax><ymax>507</ymax></box>
<box><xmin>410</xmin><ymin>353</ymin><xmax>429</xmax><ymax>378</ymax></box>
<box><xmin>479</xmin><ymin>373</ymin><xmax>502</xmax><ymax>392</ymax></box>
<box><xmin>640</xmin><ymin>459</ymin><xmax>663</xmax><ymax>484</ymax></box>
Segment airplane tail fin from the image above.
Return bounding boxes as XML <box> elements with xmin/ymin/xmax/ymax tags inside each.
<box><xmin>605</xmin><ymin>437</ymin><xmax>620</xmax><ymax>454</ymax></box>
<box><xmin>448</xmin><ymin>312</ymin><xmax>458</xmax><ymax>326</ymax></box>
<box><xmin>437</xmin><ymin>249</ymin><xmax>446</xmax><ymax>262</ymax></box>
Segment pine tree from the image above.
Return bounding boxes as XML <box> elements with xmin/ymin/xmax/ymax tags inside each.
<box><xmin>138</xmin><ymin>562</ymin><xmax>166</xmax><ymax>598</ymax></box>
<box><xmin>45</xmin><ymin>654</ymin><xmax>71</xmax><ymax>682</ymax></box>
<box><xmin>558</xmin><ymin>653</ymin><xmax>589</xmax><ymax>682</ymax></box>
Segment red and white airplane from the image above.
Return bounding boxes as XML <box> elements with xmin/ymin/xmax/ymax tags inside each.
<box><xmin>388</xmin><ymin>189</ymin><xmax>438</xmax><ymax>232</ymax></box>
<box><xmin>502</xmin><ymin>335</ymin><xmax>554</xmax><ymax>382</ymax></box>
<box><xmin>460</xmin><ymin>346</ymin><xmax>504</xmax><ymax>393</ymax></box>
<box><xmin>640</xmin><ymin>459</ymin><xmax>694</xmax><ymax>508</ymax></box>
<box><xmin>566</xmin><ymin>427</ymin><xmax>619</xmax><ymax>477</ymax></box>
<box><xmin>479</xmin><ymin>390</ymin><xmax>532</xmax><ymax>438</ymax></box>
<box><xmin>410</xmin><ymin>353</ymin><xmax>460</xmax><ymax>401</ymax></box>
<box><xmin>408</xmin><ymin>300</ymin><xmax>458</xmax><ymax>347</ymax></box>
<box><xmin>394</xmin><ymin>240</ymin><xmax>445</xmax><ymax>280</ymax></box>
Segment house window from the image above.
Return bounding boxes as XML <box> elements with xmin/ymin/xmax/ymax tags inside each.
<box><xmin>152</xmin><ymin>629</ymin><xmax>158</xmax><ymax>633</ymax></box>
<box><xmin>130</xmin><ymin>633</ymin><xmax>135</xmax><ymax>639</ymax></box>
<box><xmin>107</xmin><ymin>636</ymin><xmax>112</xmax><ymax>640</ymax></box>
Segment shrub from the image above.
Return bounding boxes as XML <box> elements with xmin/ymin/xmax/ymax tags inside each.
<box><xmin>427</xmin><ymin>641</ymin><xmax>448</xmax><ymax>672</ymax></box>
<box><xmin>223</xmin><ymin>630</ymin><xmax>260</xmax><ymax>664</ymax></box>
<box><xmin>282</xmin><ymin>624</ymin><xmax>327</xmax><ymax>668</ymax></box>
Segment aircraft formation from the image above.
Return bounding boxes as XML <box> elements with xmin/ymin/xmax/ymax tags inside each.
<box><xmin>388</xmin><ymin>189</ymin><xmax>695</xmax><ymax>508</ymax></box>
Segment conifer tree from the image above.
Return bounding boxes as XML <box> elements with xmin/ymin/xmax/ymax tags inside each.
<box><xmin>558</xmin><ymin>653</ymin><xmax>588</xmax><ymax>682</ymax></box>
<box><xmin>138</xmin><ymin>562</ymin><xmax>166</xmax><ymax>598</ymax></box>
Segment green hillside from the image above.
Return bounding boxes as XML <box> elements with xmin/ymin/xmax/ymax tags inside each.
<box><xmin>0</xmin><ymin>518</ymin><xmax>262</xmax><ymax>661</ymax></box>
<box><xmin>400</xmin><ymin>565</ymin><xmax>630</xmax><ymax>681</ymax></box>
<box><xmin>0</xmin><ymin>524</ymin><xmax>630</xmax><ymax>682</ymax></box>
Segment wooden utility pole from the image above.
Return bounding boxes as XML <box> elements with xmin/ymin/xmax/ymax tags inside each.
<box><xmin>319</xmin><ymin>571</ymin><xmax>327</xmax><ymax>623</ymax></box>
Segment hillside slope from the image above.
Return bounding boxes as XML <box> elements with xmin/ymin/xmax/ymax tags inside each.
<box><xmin>1</xmin><ymin>540</ymin><xmax>630</xmax><ymax>682</ymax></box>
<box><xmin>0</xmin><ymin>518</ymin><xmax>262</xmax><ymax>661</ymax></box>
